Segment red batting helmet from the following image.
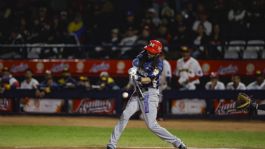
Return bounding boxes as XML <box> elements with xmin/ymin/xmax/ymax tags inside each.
<box><xmin>144</xmin><ymin>40</ymin><xmax>162</xmax><ymax>55</ymax></box>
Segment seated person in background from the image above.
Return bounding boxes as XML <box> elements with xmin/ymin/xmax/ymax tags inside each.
<box><xmin>226</xmin><ymin>74</ymin><xmax>246</xmax><ymax>90</ymax></box>
<box><xmin>247</xmin><ymin>70</ymin><xmax>265</xmax><ymax>90</ymax></box>
<box><xmin>58</xmin><ymin>68</ymin><xmax>77</xmax><ymax>88</ymax></box>
<box><xmin>77</xmin><ymin>76</ymin><xmax>91</xmax><ymax>90</ymax></box>
<box><xmin>37</xmin><ymin>70</ymin><xmax>59</xmax><ymax>97</ymax></box>
<box><xmin>20</xmin><ymin>69</ymin><xmax>39</xmax><ymax>89</ymax></box>
<box><xmin>0</xmin><ymin>67</ymin><xmax>19</xmax><ymax>92</ymax></box>
<box><xmin>95</xmin><ymin>71</ymin><xmax>120</xmax><ymax>90</ymax></box>
<box><xmin>205</xmin><ymin>72</ymin><xmax>225</xmax><ymax>90</ymax></box>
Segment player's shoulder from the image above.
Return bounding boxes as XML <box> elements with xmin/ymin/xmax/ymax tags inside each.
<box><xmin>189</xmin><ymin>57</ymin><xmax>200</xmax><ymax>63</ymax></box>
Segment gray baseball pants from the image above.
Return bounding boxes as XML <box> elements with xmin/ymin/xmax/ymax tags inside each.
<box><xmin>107</xmin><ymin>88</ymin><xmax>183</xmax><ymax>148</ymax></box>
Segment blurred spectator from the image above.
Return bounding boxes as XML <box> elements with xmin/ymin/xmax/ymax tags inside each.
<box><xmin>101</xmin><ymin>28</ymin><xmax>121</xmax><ymax>59</ymax></box>
<box><xmin>192</xmin><ymin>12</ymin><xmax>212</xmax><ymax>36</ymax></box>
<box><xmin>171</xmin><ymin>23</ymin><xmax>192</xmax><ymax>55</ymax></box>
<box><xmin>67</xmin><ymin>13</ymin><xmax>85</xmax><ymax>42</ymax></box>
<box><xmin>158</xmin><ymin>51</ymin><xmax>172</xmax><ymax>120</ymax></box>
<box><xmin>77</xmin><ymin>76</ymin><xmax>91</xmax><ymax>90</ymax></box>
<box><xmin>155</xmin><ymin>25</ymin><xmax>171</xmax><ymax>47</ymax></box>
<box><xmin>38</xmin><ymin>70</ymin><xmax>59</xmax><ymax>96</ymax></box>
<box><xmin>175</xmin><ymin>46</ymin><xmax>203</xmax><ymax>90</ymax></box>
<box><xmin>247</xmin><ymin>70</ymin><xmax>265</xmax><ymax>90</ymax></box>
<box><xmin>142</xmin><ymin>8</ymin><xmax>161</xmax><ymax>29</ymax></box>
<box><xmin>20</xmin><ymin>69</ymin><xmax>39</xmax><ymax>89</ymax></box>
<box><xmin>227</xmin><ymin>1</ymin><xmax>247</xmax><ymax>39</ymax></box>
<box><xmin>205</xmin><ymin>72</ymin><xmax>225</xmax><ymax>90</ymax></box>
<box><xmin>96</xmin><ymin>71</ymin><xmax>120</xmax><ymax>90</ymax></box>
<box><xmin>58</xmin><ymin>68</ymin><xmax>77</xmax><ymax>88</ymax></box>
<box><xmin>135</xmin><ymin>26</ymin><xmax>152</xmax><ymax>48</ymax></box>
<box><xmin>180</xmin><ymin>1</ymin><xmax>196</xmax><ymax>29</ymax></box>
<box><xmin>0</xmin><ymin>67</ymin><xmax>19</xmax><ymax>92</ymax></box>
<box><xmin>208</xmin><ymin>23</ymin><xmax>223</xmax><ymax>59</ymax></box>
<box><xmin>0</xmin><ymin>29</ymin><xmax>25</xmax><ymax>59</ymax></box>
<box><xmin>210</xmin><ymin>0</ymin><xmax>227</xmax><ymax>24</ymax></box>
<box><xmin>191</xmin><ymin>23</ymin><xmax>209</xmax><ymax>58</ymax></box>
<box><xmin>160</xmin><ymin>3</ymin><xmax>175</xmax><ymax>26</ymax></box>
<box><xmin>121</xmin><ymin>11</ymin><xmax>139</xmax><ymax>33</ymax></box>
<box><xmin>119</xmin><ymin>27</ymin><xmax>138</xmax><ymax>58</ymax></box>
<box><xmin>226</xmin><ymin>74</ymin><xmax>246</xmax><ymax>90</ymax></box>
<box><xmin>204</xmin><ymin>71</ymin><xmax>224</xmax><ymax>115</ymax></box>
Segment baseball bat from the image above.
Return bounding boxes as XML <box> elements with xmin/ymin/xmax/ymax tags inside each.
<box><xmin>132</xmin><ymin>76</ymin><xmax>144</xmax><ymax>100</ymax></box>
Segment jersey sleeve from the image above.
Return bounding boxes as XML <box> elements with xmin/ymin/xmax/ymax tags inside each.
<box><xmin>132</xmin><ymin>51</ymin><xmax>144</xmax><ymax>67</ymax></box>
<box><xmin>193</xmin><ymin>60</ymin><xmax>203</xmax><ymax>77</ymax></box>
<box><xmin>164</xmin><ymin>60</ymin><xmax>172</xmax><ymax>78</ymax></box>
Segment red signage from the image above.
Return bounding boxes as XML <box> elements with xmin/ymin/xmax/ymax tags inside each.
<box><xmin>0</xmin><ymin>60</ymin><xmax>264</xmax><ymax>77</ymax></box>
<box><xmin>71</xmin><ymin>99</ymin><xmax>116</xmax><ymax>114</ymax></box>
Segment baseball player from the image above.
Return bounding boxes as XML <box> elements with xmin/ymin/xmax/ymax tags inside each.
<box><xmin>106</xmin><ymin>40</ymin><xmax>187</xmax><ymax>149</ymax></box>
<box><xmin>205</xmin><ymin>72</ymin><xmax>225</xmax><ymax>90</ymax></box>
<box><xmin>157</xmin><ymin>52</ymin><xmax>172</xmax><ymax>120</ymax></box>
<box><xmin>176</xmin><ymin>46</ymin><xmax>203</xmax><ymax>90</ymax></box>
<box><xmin>226</xmin><ymin>74</ymin><xmax>246</xmax><ymax>90</ymax></box>
<box><xmin>246</xmin><ymin>70</ymin><xmax>265</xmax><ymax>90</ymax></box>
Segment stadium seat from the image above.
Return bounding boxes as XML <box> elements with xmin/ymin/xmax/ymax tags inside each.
<box><xmin>243</xmin><ymin>40</ymin><xmax>265</xmax><ymax>59</ymax></box>
<box><xmin>224</xmin><ymin>40</ymin><xmax>245</xmax><ymax>59</ymax></box>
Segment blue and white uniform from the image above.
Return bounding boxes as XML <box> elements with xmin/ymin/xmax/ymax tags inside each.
<box><xmin>107</xmin><ymin>51</ymin><xmax>184</xmax><ymax>149</ymax></box>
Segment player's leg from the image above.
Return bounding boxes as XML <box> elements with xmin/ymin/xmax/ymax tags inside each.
<box><xmin>139</xmin><ymin>90</ymin><xmax>186</xmax><ymax>149</ymax></box>
<box><xmin>107</xmin><ymin>95</ymin><xmax>140</xmax><ymax>148</ymax></box>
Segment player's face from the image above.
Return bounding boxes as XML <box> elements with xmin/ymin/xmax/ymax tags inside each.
<box><xmin>25</xmin><ymin>71</ymin><xmax>32</xmax><ymax>79</ymax></box>
<box><xmin>147</xmin><ymin>51</ymin><xmax>157</xmax><ymax>58</ymax></box>
<box><xmin>181</xmin><ymin>51</ymin><xmax>190</xmax><ymax>58</ymax></box>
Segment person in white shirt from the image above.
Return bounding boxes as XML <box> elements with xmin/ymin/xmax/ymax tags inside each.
<box><xmin>176</xmin><ymin>46</ymin><xmax>203</xmax><ymax>90</ymax></box>
<box><xmin>159</xmin><ymin>52</ymin><xmax>172</xmax><ymax>91</ymax></box>
<box><xmin>205</xmin><ymin>72</ymin><xmax>225</xmax><ymax>115</ymax></box>
<box><xmin>119</xmin><ymin>27</ymin><xmax>138</xmax><ymax>57</ymax></box>
<box><xmin>158</xmin><ymin>52</ymin><xmax>172</xmax><ymax>120</ymax></box>
<box><xmin>20</xmin><ymin>69</ymin><xmax>39</xmax><ymax>89</ymax></box>
<box><xmin>247</xmin><ymin>70</ymin><xmax>265</xmax><ymax>90</ymax></box>
<box><xmin>226</xmin><ymin>75</ymin><xmax>246</xmax><ymax>90</ymax></box>
<box><xmin>192</xmin><ymin>12</ymin><xmax>212</xmax><ymax>36</ymax></box>
<box><xmin>205</xmin><ymin>72</ymin><xmax>225</xmax><ymax>90</ymax></box>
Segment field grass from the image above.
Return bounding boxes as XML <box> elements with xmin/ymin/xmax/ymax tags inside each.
<box><xmin>0</xmin><ymin>125</ymin><xmax>265</xmax><ymax>148</ymax></box>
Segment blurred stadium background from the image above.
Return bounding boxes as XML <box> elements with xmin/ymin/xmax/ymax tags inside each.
<box><xmin>0</xmin><ymin>0</ymin><xmax>265</xmax><ymax>149</ymax></box>
<box><xmin>0</xmin><ymin>0</ymin><xmax>265</xmax><ymax>148</ymax></box>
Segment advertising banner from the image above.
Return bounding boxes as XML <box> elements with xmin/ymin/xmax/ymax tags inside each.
<box><xmin>20</xmin><ymin>98</ymin><xmax>64</xmax><ymax>113</ymax></box>
<box><xmin>257</xmin><ymin>100</ymin><xmax>265</xmax><ymax>115</ymax></box>
<box><xmin>214</xmin><ymin>99</ymin><xmax>248</xmax><ymax>115</ymax></box>
<box><xmin>0</xmin><ymin>98</ymin><xmax>12</xmax><ymax>112</ymax></box>
<box><xmin>171</xmin><ymin>99</ymin><xmax>206</xmax><ymax>114</ymax></box>
<box><xmin>70</xmin><ymin>98</ymin><xmax>116</xmax><ymax>114</ymax></box>
<box><xmin>0</xmin><ymin>60</ymin><xmax>264</xmax><ymax>77</ymax></box>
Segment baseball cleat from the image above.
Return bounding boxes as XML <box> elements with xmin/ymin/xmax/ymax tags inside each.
<box><xmin>106</xmin><ymin>144</ymin><xmax>115</xmax><ymax>149</ymax></box>
<box><xmin>178</xmin><ymin>143</ymin><xmax>187</xmax><ymax>149</ymax></box>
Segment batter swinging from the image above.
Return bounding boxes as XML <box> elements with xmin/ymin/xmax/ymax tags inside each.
<box><xmin>106</xmin><ymin>40</ymin><xmax>187</xmax><ymax>149</ymax></box>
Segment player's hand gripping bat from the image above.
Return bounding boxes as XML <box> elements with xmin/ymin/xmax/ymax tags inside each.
<box><xmin>132</xmin><ymin>76</ymin><xmax>144</xmax><ymax>100</ymax></box>
<box><xmin>128</xmin><ymin>67</ymin><xmax>144</xmax><ymax>100</ymax></box>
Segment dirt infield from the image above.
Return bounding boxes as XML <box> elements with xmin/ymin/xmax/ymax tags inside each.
<box><xmin>0</xmin><ymin>147</ymin><xmax>239</xmax><ymax>149</ymax></box>
<box><xmin>0</xmin><ymin>116</ymin><xmax>265</xmax><ymax>132</ymax></box>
